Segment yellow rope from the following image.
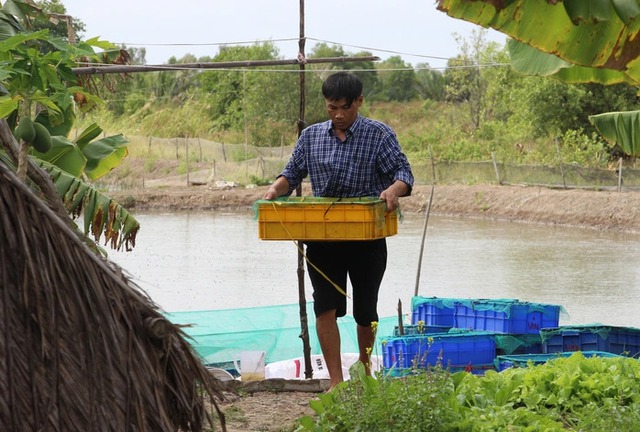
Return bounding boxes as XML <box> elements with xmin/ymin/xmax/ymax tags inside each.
<box><xmin>270</xmin><ymin>201</ymin><xmax>349</xmax><ymax>298</ymax></box>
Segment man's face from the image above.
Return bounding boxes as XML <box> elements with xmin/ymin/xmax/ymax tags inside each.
<box><xmin>325</xmin><ymin>96</ymin><xmax>363</xmax><ymax>131</ymax></box>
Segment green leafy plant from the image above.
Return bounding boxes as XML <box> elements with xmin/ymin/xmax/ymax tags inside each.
<box><xmin>0</xmin><ymin>0</ymin><xmax>139</xmax><ymax>250</ymax></box>
<box><xmin>296</xmin><ymin>352</ymin><xmax>640</xmax><ymax>431</ymax></box>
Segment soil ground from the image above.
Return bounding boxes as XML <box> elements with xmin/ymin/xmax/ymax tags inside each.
<box><xmin>110</xmin><ymin>176</ymin><xmax>640</xmax><ymax>432</ymax></box>
<box><xmin>111</xmin><ymin>182</ymin><xmax>640</xmax><ymax>233</ymax></box>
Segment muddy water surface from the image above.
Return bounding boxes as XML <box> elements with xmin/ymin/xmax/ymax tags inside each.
<box><xmin>108</xmin><ymin>212</ymin><xmax>640</xmax><ymax>328</ymax></box>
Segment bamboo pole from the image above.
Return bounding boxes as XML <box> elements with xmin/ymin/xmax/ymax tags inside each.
<box><xmin>71</xmin><ymin>56</ymin><xmax>380</xmax><ymax>76</ymax></box>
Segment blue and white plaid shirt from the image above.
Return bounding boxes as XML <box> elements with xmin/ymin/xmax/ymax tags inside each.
<box><xmin>280</xmin><ymin>115</ymin><xmax>414</xmax><ymax>197</ymax></box>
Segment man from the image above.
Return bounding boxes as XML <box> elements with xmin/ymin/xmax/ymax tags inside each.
<box><xmin>263</xmin><ymin>71</ymin><xmax>414</xmax><ymax>390</ymax></box>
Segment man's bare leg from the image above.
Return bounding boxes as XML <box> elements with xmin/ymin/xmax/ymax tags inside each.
<box><xmin>316</xmin><ymin>309</ymin><xmax>343</xmax><ymax>390</ymax></box>
<box><xmin>357</xmin><ymin>323</ymin><xmax>375</xmax><ymax>375</ymax></box>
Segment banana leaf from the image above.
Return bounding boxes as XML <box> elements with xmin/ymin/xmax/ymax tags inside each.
<box><xmin>590</xmin><ymin>111</ymin><xmax>640</xmax><ymax>156</ymax></box>
<box><xmin>38</xmin><ymin>159</ymin><xmax>139</xmax><ymax>251</ymax></box>
<box><xmin>437</xmin><ymin>0</ymin><xmax>640</xmax><ymax>85</ymax></box>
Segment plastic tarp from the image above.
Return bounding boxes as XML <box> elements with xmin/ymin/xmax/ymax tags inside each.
<box><xmin>166</xmin><ymin>302</ymin><xmax>398</xmax><ymax>365</ymax></box>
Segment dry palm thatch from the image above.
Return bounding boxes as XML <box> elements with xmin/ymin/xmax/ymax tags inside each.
<box><xmin>0</xmin><ymin>161</ymin><xmax>227</xmax><ymax>431</ymax></box>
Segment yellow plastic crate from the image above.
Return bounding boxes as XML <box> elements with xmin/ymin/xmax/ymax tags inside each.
<box><xmin>256</xmin><ymin>197</ymin><xmax>398</xmax><ymax>241</ymax></box>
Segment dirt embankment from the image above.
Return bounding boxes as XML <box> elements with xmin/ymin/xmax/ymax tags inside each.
<box><xmin>111</xmin><ymin>183</ymin><xmax>640</xmax><ymax>233</ymax></box>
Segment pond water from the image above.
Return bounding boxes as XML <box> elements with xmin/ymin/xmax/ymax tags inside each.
<box><xmin>107</xmin><ymin>212</ymin><xmax>640</xmax><ymax>328</ymax></box>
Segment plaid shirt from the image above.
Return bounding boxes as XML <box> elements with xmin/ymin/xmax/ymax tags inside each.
<box><xmin>280</xmin><ymin>115</ymin><xmax>414</xmax><ymax>197</ymax></box>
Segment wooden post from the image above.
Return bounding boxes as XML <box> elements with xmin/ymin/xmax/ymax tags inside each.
<box><xmin>618</xmin><ymin>157</ymin><xmax>623</xmax><ymax>192</ymax></box>
<box><xmin>429</xmin><ymin>145</ymin><xmax>436</xmax><ymax>183</ymax></box>
<box><xmin>491</xmin><ymin>152</ymin><xmax>501</xmax><ymax>185</ymax></box>
<box><xmin>296</xmin><ymin>0</ymin><xmax>313</xmax><ymax>381</ymax></box>
<box><xmin>186</xmin><ymin>133</ymin><xmax>190</xmax><ymax>186</ymax></box>
<box><xmin>556</xmin><ymin>138</ymin><xmax>566</xmax><ymax>189</ymax></box>
<box><xmin>397</xmin><ymin>299</ymin><xmax>404</xmax><ymax>336</ymax></box>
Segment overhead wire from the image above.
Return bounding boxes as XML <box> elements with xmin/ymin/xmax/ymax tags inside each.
<box><xmin>93</xmin><ymin>34</ymin><xmax>510</xmax><ymax>72</ymax></box>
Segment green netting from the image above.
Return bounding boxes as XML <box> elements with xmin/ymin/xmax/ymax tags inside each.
<box><xmin>165</xmin><ymin>302</ymin><xmax>398</xmax><ymax>365</ymax></box>
<box><xmin>494</xmin><ymin>334</ymin><xmax>543</xmax><ymax>355</ymax></box>
<box><xmin>411</xmin><ymin>296</ymin><xmax>461</xmax><ymax>311</ymax></box>
<box><xmin>537</xmin><ymin>324</ymin><xmax>635</xmax><ymax>343</ymax></box>
<box><xmin>411</xmin><ymin>296</ymin><xmax>568</xmax><ymax>320</ymax></box>
<box><xmin>384</xmin><ymin>330</ymin><xmax>495</xmax><ymax>344</ymax></box>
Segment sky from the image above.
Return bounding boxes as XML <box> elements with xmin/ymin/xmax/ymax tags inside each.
<box><xmin>61</xmin><ymin>0</ymin><xmax>507</xmax><ymax>69</ymax></box>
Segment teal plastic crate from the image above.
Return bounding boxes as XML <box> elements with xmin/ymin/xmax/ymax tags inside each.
<box><xmin>393</xmin><ymin>324</ymin><xmax>451</xmax><ymax>337</ymax></box>
<box><xmin>382</xmin><ymin>332</ymin><xmax>496</xmax><ymax>374</ymax></box>
<box><xmin>496</xmin><ymin>351</ymin><xmax>623</xmax><ymax>371</ymax></box>
<box><xmin>455</xmin><ymin>299</ymin><xmax>561</xmax><ymax>334</ymax></box>
<box><xmin>541</xmin><ymin>325</ymin><xmax>640</xmax><ymax>357</ymax></box>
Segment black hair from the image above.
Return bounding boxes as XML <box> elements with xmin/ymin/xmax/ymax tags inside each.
<box><xmin>321</xmin><ymin>72</ymin><xmax>363</xmax><ymax>105</ymax></box>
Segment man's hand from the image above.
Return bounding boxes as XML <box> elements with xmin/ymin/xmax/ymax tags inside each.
<box><xmin>262</xmin><ymin>176</ymin><xmax>290</xmax><ymax>200</ymax></box>
<box><xmin>379</xmin><ymin>181</ymin><xmax>409</xmax><ymax>212</ymax></box>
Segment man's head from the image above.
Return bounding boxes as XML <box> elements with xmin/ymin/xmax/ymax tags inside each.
<box><xmin>322</xmin><ymin>72</ymin><xmax>363</xmax><ymax>105</ymax></box>
<box><xmin>322</xmin><ymin>72</ymin><xmax>364</xmax><ymax>132</ymax></box>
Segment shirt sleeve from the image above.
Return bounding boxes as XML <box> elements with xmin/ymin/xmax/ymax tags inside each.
<box><xmin>279</xmin><ymin>131</ymin><xmax>309</xmax><ymax>195</ymax></box>
<box><xmin>377</xmin><ymin>133</ymin><xmax>414</xmax><ymax>196</ymax></box>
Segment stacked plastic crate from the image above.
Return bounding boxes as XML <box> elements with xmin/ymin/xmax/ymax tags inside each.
<box><xmin>540</xmin><ymin>324</ymin><xmax>640</xmax><ymax>357</ymax></box>
<box><xmin>382</xmin><ymin>297</ymin><xmax>563</xmax><ymax>376</ymax></box>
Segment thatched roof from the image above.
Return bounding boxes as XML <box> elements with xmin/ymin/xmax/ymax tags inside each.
<box><xmin>0</xmin><ymin>159</ymin><xmax>226</xmax><ymax>430</ymax></box>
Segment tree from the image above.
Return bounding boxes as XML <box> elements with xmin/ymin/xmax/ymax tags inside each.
<box><xmin>444</xmin><ymin>30</ymin><xmax>505</xmax><ymax>130</ymax></box>
<box><xmin>437</xmin><ymin>0</ymin><xmax>640</xmax><ymax>159</ymax></box>
<box><xmin>374</xmin><ymin>56</ymin><xmax>417</xmax><ymax>102</ymax></box>
<box><xmin>198</xmin><ymin>42</ymin><xmax>280</xmax><ymax>131</ymax></box>
<box><xmin>0</xmin><ymin>0</ymin><xmax>138</xmax><ymax>250</ymax></box>
<box><xmin>308</xmin><ymin>42</ymin><xmax>379</xmax><ymax>100</ymax></box>
<box><xmin>414</xmin><ymin>63</ymin><xmax>446</xmax><ymax>101</ymax></box>
<box><xmin>34</xmin><ymin>0</ymin><xmax>85</xmax><ymax>41</ymax></box>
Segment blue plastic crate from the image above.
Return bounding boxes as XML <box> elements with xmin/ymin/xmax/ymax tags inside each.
<box><xmin>382</xmin><ymin>332</ymin><xmax>496</xmax><ymax>374</ymax></box>
<box><xmin>496</xmin><ymin>351</ymin><xmax>623</xmax><ymax>372</ymax></box>
<box><xmin>393</xmin><ymin>324</ymin><xmax>451</xmax><ymax>337</ymax></box>
<box><xmin>410</xmin><ymin>297</ymin><xmax>457</xmax><ymax>326</ymax></box>
<box><xmin>455</xmin><ymin>300</ymin><xmax>561</xmax><ymax>334</ymax></box>
<box><xmin>541</xmin><ymin>325</ymin><xmax>640</xmax><ymax>357</ymax></box>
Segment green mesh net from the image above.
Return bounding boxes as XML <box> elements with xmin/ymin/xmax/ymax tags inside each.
<box><xmin>166</xmin><ymin>302</ymin><xmax>398</xmax><ymax>366</ymax></box>
<box><xmin>494</xmin><ymin>334</ymin><xmax>543</xmax><ymax>355</ymax></box>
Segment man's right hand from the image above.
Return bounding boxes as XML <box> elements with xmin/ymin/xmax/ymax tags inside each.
<box><xmin>262</xmin><ymin>176</ymin><xmax>290</xmax><ymax>200</ymax></box>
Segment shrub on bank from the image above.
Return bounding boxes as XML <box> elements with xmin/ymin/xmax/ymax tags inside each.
<box><xmin>296</xmin><ymin>352</ymin><xmax>640</xmax><ymax>431</ymax></box>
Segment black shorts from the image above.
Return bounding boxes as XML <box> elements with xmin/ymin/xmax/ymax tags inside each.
<box><xmin>305</xmin><ymin>239</ymin><xmax>387</xmax><ymax>326</ymax></box>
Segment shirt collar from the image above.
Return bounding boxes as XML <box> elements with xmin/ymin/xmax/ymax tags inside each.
<box><xmin>326</xmin><ymin>114</ymin><xmax>362</xmax><ymax>138</ymax></box>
